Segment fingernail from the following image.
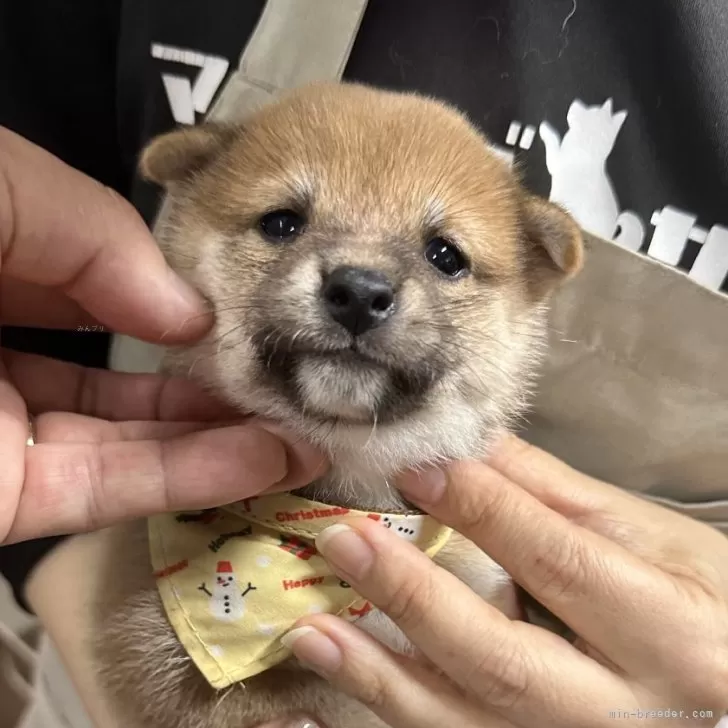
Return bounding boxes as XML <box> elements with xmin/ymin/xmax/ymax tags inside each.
<box><xmin>256</xmin><ymin>421</ymin><xmax>329</xmax><ymax>489</ymax></box>
<box><xmin>166</xmin><ymin>269</ymin><xmax>208</xmax><ymax>315</ymax></box>
<box><xmin>281</xmin><ymin>626</ymin><xmax>342</xmax><ymax>677</ymax></box>
<box><xmin>397</xmin><ymin>467</ymin><xmax>447</xmax><ymax>504</ymax></box>
<box><xmin>315</xmin><ymin>524</ymin><xmax>374</xmax><ymax>581</ymax></box>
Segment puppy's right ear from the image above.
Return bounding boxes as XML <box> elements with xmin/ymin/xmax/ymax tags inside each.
<box><xmin>139</xmin><ymin>124</ymin><xmax>238</xmax><ymax>187</ymax></box>
<box><xmin>520</xmin><ymin>194</ymin><xmax>584</xmax><ymax>300</ymax></box>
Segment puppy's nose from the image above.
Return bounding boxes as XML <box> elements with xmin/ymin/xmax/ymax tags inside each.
<box><xmin>322</xmin><ymin>266</ymin><xmax>395</xmax><ymax>336</ymax></box>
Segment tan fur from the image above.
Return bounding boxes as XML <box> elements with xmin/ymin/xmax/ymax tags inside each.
<box><xmin>94</xmin><ymin>82</ymin><xmax>582</xmax><ymax>727</ymax></box>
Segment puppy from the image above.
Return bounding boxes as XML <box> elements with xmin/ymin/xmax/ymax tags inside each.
<box><xmin>94</xmin><ymin>82</ymin><xmax>583</xmax><ymax>728</ymax></box>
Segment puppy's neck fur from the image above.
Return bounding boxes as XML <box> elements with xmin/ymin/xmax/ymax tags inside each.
<box><xmin>295</xmin><ymin>481</ymin><xmax>412</xmax><ymax>513</ymax></box>
<box><xmin>277</xmin><ymin>383</ymin><xmax>507</xmax><ymax>513</ymax></box>
<box><xmin>159</xmin><ymin>353</ymin><xmax>506</xmax><ymax>514</ymax></box>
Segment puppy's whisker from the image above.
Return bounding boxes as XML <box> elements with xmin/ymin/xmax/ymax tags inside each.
<box><xmin>186</xmin><ymin>355</ymin><xmax>204</xmax><ymax>378</ymax></box>
<box><xmin>364</xmin><ymin>410</ymin><xmax>379</xmax><ymax>450</ymax></box>
<box><xmin>214</xmin><ymin>323</ymin><xmax>246</xmax><ymax>355</ymax></box>
<box><xmin>289</xmin><ymin>327</ymin><xmax>305</xmax><ymax>351</ymax></box>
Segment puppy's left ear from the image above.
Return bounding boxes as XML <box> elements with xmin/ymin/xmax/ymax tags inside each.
<box><xmin>521</xmin><ymin>195</ymin><xmax>584</xmax><ymax>297</ymax></box>
<box><xmin>139</xmin><ymin>124</ymin><xmax>238</xmax><ymax>187</ymax></box>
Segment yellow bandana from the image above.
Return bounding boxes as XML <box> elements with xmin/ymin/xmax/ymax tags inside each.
<box><xmin>148</xmin><ymin>493</ymin><xmax>452</xmax><ymax>690</ymax></box>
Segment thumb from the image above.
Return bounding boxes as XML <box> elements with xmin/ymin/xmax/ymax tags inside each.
<box><xmin>0</xmin><ymin>126</ymin><xmax>209</xmax><ymax>342</ymax></box>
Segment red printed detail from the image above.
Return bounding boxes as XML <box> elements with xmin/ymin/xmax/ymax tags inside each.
<box><xmin>275</xmin><ymin>507</ymin><xmax>350</xmax><ymax>522</ymax></box>
<box><xmin>348</xmin><ymin>602</ymin><xmax>372</xmax><ymax>618</ymax></box>
<box><xmin>366</xmin><ymin>514</ymin><xmax>381</xmax><ymax>521</ymax></box>
<box><xmin>239</xmin><ymin>499</ymin><xmax>254</xmax><ymax>512</ymax></box>
<box><xmin>282</xmin><ymin>576</ymin><xmax>325</xmax><ymax>591</ymax></box>
<box><xmin>278</xmin><ymin>535</ymin><xmax>317</xmax><ymax>560</ymax></box>
<box><xmin>153</xmin><ymin>559</ymin><xmax>189</xmax><ymax>578</ymax></box>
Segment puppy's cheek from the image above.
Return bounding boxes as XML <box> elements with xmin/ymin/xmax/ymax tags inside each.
<box><xmin>275</xmin><ymin>256</ymin><xmax>325</xmax><ymax>320</ymax></box>
<box><xmin>216</xmin><ymin>337</ymin><xmax>264</xmax><ymax>403</ymax></box>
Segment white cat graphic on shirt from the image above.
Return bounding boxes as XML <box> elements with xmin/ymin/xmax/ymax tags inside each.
<box><xmin>539</xmin><ymin>99</ymin><xmax>644</xmax><ymax>251</ymax></box>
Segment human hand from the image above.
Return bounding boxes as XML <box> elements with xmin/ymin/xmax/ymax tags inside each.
<box><xmin>283</xmin><ymin>436</ymin><xmax>728</xmax><ymax>727</ymax></box>
<box><xmin>0</xmin><ymin>128</ymin><xmax>326</xmax><ymax>544</ymax></box>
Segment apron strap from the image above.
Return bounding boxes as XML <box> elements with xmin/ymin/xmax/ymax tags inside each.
<box><xmin>208</xmin><ymin>0</ymin><xmax>369</xmax><ymax>121</ymax></box>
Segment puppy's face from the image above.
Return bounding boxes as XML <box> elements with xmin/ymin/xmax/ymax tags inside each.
<box><xmin>145</xmin><ymin>83</ymin><xmax>581</xmax><ymax>472</ymax></box>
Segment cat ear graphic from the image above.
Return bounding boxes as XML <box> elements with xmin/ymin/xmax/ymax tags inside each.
<box><xmin>566</xmin><ymin>99</ymin><xmax>588</xmax><ymax>126</ymax></box>
<box><xmin>539</xmin><ymin>121</ymin><xmax>562</xmax><ymax>174</ymax></box>
<box><xmin>613</xmin><ymin>110</ymin><xmax>628</xmax><ymax>132</ymax></box>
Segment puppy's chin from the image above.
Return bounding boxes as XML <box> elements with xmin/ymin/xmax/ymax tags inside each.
<box><xmin>253</xmin><ymin>329</ymin><xmax>445</xmax><ymax>425</ymax></box>
<box><xmin>295</xmin><ymin>355</ymin><xmax>387</xmax><ymax>423</ymax></box>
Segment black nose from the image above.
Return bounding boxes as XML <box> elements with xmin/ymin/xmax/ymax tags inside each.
<box><xmin>322</xmin><ymin>266</ymin><xmax>395</xmax><ymax>336</ymax></box>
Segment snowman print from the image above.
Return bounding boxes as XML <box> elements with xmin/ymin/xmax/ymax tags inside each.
<box><xmin>198</xmin><ymin>560</ymin><xmax>256</xmax><ymax>622</ymax></box>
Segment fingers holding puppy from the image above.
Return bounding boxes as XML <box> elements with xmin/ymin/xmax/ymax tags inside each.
<box><xmin>282</xmin><ymin>614</ymin><xmax>511</xmax><ymax>728</ymax></box>
<box><xmin>294</xmin><ymin>518</ymin><xmax>632</xmax><ymax>728</ymax></box>
<box><xmin>395</xmin><ymin>442</ymin><xmax>728</xmax><ymax>711</ymax></box>
<box><xmin>395</xmin><ymin>452</ymin><xmax>695</xmax><ymax>666</ymax></box>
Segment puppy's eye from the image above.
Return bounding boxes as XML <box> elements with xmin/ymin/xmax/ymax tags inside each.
<box><xmin>259</xmin><ymin>209</ymin><xmax>305</xmax><ymax>242</ymax></box>
<box><xmin>424</xmin><ymin>237</ymin><xmax>469</xmax><ymax>277</ymax></box>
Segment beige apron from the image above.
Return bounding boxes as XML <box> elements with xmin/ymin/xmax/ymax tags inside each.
<box><xmin>529</xmin><ymin>234</ymin><xmax>728</xmax><ymax>533</ymax></box>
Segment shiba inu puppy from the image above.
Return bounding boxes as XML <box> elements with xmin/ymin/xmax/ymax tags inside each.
<box><xmin>94</xmin><ymin>82</ymin><xmax>583</xmax><ymax>728</ymax></box>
